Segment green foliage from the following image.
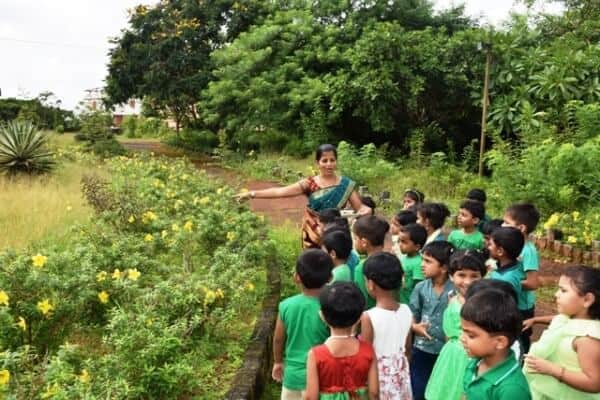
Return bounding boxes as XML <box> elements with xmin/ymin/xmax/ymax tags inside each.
<box><xmin>165</xmin><ymin>128</ymin><xmax>218</xmax><ymax>153</ymax></box>
<box><xmin>0</xmin><ymin>97</ymin><xmax>78</xmax><ymax>131</ymax></box>
<box><xmin>77</xmin><ymin>111</ymin><xmax>112</xmax><ymax>143</ymax></box>
<box><xmin>336</xmin><ymin>141</ymin><xmax>396</xmax><ymax>186</ymax></box>
<box><xmin>0</xmin><ymin>120</ymin><xmax>55</xmax><ymax>175</ymax></box>
<box><xmin>122</xmin><ymin>115</ymin><xmax>137</xmax><ymax>138</ymax></box>
<box><xmin>0</xmin><ymin>154</ymin><xmax>274</xmax><ymax>397</ymax></box>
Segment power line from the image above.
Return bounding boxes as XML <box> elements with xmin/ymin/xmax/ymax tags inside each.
<box><xmin>0</xmin><ymin>36</ymin><xmax>106</xmax><ymax>50</ymax></box>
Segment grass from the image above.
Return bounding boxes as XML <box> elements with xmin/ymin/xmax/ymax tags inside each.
<box><xmin>0</xmin><ymin>132</ymin><xmax>106</xmax><ymax>250</ymax></box>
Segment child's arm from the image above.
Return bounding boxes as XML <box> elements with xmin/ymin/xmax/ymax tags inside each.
<box><xmin>359</xmin><ymin>312</ymin><xmax>374</xmax><ymax>343</ymax></box>
<box><xmin>305</xmin><ymin>349</ymin><xmax>319</xmax><ymax>400</ymax></box>
<box><xmin>525</xmin><ymin>336</ymin><xmax>600</xmax><ymax>393</ymax></box>
<box><xmin>522</xmin><ymin>314</ymin><xmax>554</xmax><ymax>331</ymax></box>
<box><xmin>521</xmin><ymin>270</ymin><xmax>540</xmax><ymax>290</ymax></box>
<box><xmin>272</xmin><ymin>315</ymin><xmax>285</xmax><ymax>382</ymax></box>
<box><xmin>367</xmin><ymin>354</ymin><xmax>379</xmax><ymax>400</ymax></box>
<box><xmin>405</xmin><ymin>330</ymin><xmax>413</xmax><ymax>360</ymax></box>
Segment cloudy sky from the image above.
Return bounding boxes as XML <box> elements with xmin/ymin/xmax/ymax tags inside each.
<box><xmin>0</xmin><ymin>0</ymin><xmax>563</xmax><ymax>111</ymax></box>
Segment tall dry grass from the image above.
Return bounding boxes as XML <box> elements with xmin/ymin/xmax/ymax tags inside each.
<box><xmin>0</xmin><ymin>162</ymin><xmax>103</xmax><ymax>251</ymax></box>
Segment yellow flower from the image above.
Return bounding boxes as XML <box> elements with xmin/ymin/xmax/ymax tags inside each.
<box><xmin>174</xmin><ymin>199</ymin><xmax>185</xmax><ymax>209</ymax></box>
<box><xmin>0</xmin><ymin>369</ymin><xmax>10</xmax><ymax>386</ymax></box>
<box><xmin>567</xmin><ymin>236</ymin><xmax>577</xmax><ymax>244</ymax></box>
<box><xmin>171</xmin><ymin>223</ymin><xmax>180</xmax><ymax>232</ymax></box>
<box><xmin>216</xmin><ymin>288</ymin><xmax>225</xmax><ymax>299</ymax></box>
<box><xmin>572</xmin><ymin>211</ymin><xmax>580</xmax><ymax>221</ymax></box>
<box><xmin>78</xmin><ymin>369</ymin><xmax>90</xmax><ymax>384</ymax></box>
<box><xmin>543</xmin><ymin>213</ymin><xmax>560</xmax><ymax>230</ymax></box>
<box><xmin>244</xmin><ymin>282</ymin><xmax>255</xmax><ymax>291</ymax></box>
<box><xmin>217</xmin><ymin>187</ymin><xmax>223</xmax><ymax>195</ymax></box>
<box><xmin>199</xmin><ymin>196</ymin><xmax>210</xmax><ymax>205</ymax></box>
<box><xmin>226</xmin><ymin>232</ymin><xmax>236</xmax><ymax>242</ymax></box>
<box><xmin>146</xmin><ymin>318</ymin><xmax>154</xmax><ymax>327</ymax></box>
<box><xmin>17</xmin><ymin>316</ymin><xmax>26</xmax><ymax>331</ymax></box>
<box><xmin>204</xmin><ymin>290</ymin><xmax>217</xmax><ymax>306</ymax></box>
<box><xmin>32</xmin><ymin>254</ymin><xmax>48</xmax><ymax>268</ymax></box>
<box><xmin>98</xmin><ymin>291</ymin><xmax>109</xmax><ymax>304</ymax></box>
<box><xmin>37</xmin><ymin>299</ymin><xmax>54</xmax><ymax>316</ymax></box>
<box><xmin>142</xmin><ymin>211</ymin><xmax>157</xmax><ymax>223</ymax></box>
<box><xmin>96</xmin><ymin>271</ymin><xmax>107</xmax><ymax>282</ymax></box>
<box><xmin>180</xmin><ymin>174</ymin><xmax>189</xmax><ymax>181</ymax></box>
<box><xmin>240</xmin><ymin>188</ymin><xmax>249</xmax><ymax>193</ymax></box>
<box><xmin>127</xmin><ymin>268</ymin><xmax>141</xmax><ymax>281</ymax></box>
<box><xmin>184</xmin><ymin>221</ymin><xmax>193</xmax><ymax>232</ymax></box>
<box><xmin>144</xmin><ymin>234</ymin><xmax>154</xmax><ymax>242</ymax></box>
<box><xmin>112</xmin><ymin>268</ymin><xmax>122</xmax><ymax>280</ymax></box>
<box><xmin>161</xmin><ymin>230</ymin><xmax>168</xmax><ymax>239</ymax></box>
<box><xmin>0</xmin><ymin>290</ymin><xmax>8</xmax><ymax>306</ymax></box>
<box><xmin>41</xmin><ymin>383</ymin><xmax>60</xmax><ymax>399</ymax></box>
<box><xmin>258</xmin><ymin>215</ymin><xmax>265</xmax><ymax>222</ymax></box>
<box><xmin>128</xmin><ymin>215</ymin><xmax>136</xmax><ymax>223</ymax></box>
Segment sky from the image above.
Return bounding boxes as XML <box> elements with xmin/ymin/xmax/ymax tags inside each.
<box><xmin>0</xmin><ymin>0</ymin><xmax>564</xmax><ymax>111</ymax></box>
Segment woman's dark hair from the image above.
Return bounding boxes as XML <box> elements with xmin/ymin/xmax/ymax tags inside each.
<box><xmin>417</xmin><ymin>202</ymin><xmax>451</xmax><ymax>229</ymax></box>
<box><xmin>394</xmin><ymin>210</ymin><xmax>417</xmax><ymax>226</ymax></box>
<box><xmin>461</xmin><ymin>289</ymin><xmax>522</xmax><ymax>344</ymax></box>
<box><xmin>363</xmin><ymin>252</ymin><xmax>403</xmax><ymax>290</ymax></box>
<box><xmin>563</xmin><ymin>265</ymin><xmax>600</xmax><ymax>319</ymax></box>
<box><xmin>353</xmin><ymin>215</ymin><xmax>389</xmax><ymax>247</ymax></box>
<box><xmin>466</xmin><ymin>279</ymin><xmax>518</xmax><ymax>303</ymax></box>
<box><xmin>315</xmin><ymin>144</ymin><xmax>337</xmax><ymax>161</ymax></box>
<box><xmin>296</xmin><ymin>249</ymin><xmax>333</xmax><ymax>289</ymax></box>
<box><xmin>449</xmin><ymin>250</ymin><xmax>487</xmax><ymax>276</ymax></box>
<box><xmin>491</xmin><ymin>227</ymin><xmax>525</xmax><ymax>260</ymax></box>
<box><xmin>322</xmin><ymin>230</ymin><xmax>353</xmax><ymax>260</ymax></box>
<box><xmin>319</xmin><ymin>281</ymin><xmax>365</xmax><ymax>328</ymax></box>
<box><xmin>422</xmin><ymin>241</ymin><xmax>454</xmax><ymax>267</ymax></box>
<box><xmin>319</xmin><ymin>208</ymin><xmax>341</xmax><ymax>224</ymax></box>
<box><xmin>404</xmin><ymin>189</ymin><xmax>425</xmax><ymax>204</ymax></box>
<box><xmin>466</xmin><ymin>188</ymin><xmax>487</xmax><ymax>203</ymax></box>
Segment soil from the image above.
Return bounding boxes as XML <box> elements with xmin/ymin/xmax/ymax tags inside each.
<box><xmin>121</xmin><ymin>140</ymin><xmax>571</xmax><ymax>340</ymax></box>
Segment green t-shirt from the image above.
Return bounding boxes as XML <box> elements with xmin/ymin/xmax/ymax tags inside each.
<box><xmin>399</xmin><ymin>253</ymin><xmax>424</xmax><ymax>304</ymax></box>
<box><xmin>331</xmin><ymin>263</ymin><xmax>352</xmax><ymax>282</ymax></box>
<box><xmin>490</xmin><ymin>261</ymin><xmax>527</xmax><ymax>311</ymax></box>
<box><xmin>278</xmin><ymin>294</ymin><xmax>329</xmax><ymax>390</ymax></box>
<box><xmin>353</xmin><ymin>259</ymin><xmax>376</xmax><ymax>310</ymax></box>
<box><xmin>463</xmin><ymin>350</ymin><xmax>531</xmax><ymax>400</ymax></box>
<box><xmin>519</xmin><ymin>241</ymin><xmax>539</xmax><ymax>310</ymax></box>
<box><xmin>448</xmin><ymin>229</ymin><xmax>485</xmax><ymax>250</ymax></box>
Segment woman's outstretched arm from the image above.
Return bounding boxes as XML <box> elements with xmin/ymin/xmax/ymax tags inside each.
<box><xmin>235</xmin><ymin>180</ymin><xmax>305</xmax><ymax>200</ymax></box>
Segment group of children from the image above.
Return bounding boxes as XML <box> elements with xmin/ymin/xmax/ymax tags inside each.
<box><xmin>272</xmin><ymin>188</ymin><xmax>600</xmax><ymax>400</ymax></box>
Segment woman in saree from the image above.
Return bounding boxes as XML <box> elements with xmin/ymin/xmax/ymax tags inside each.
<box><xmin>236</xmin><ymin>144</ymin><xmax>371</xmax><ymax>248</ymax></box>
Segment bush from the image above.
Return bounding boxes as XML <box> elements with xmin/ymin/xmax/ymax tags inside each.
<box><xmin>0</xmin><ymin>120</ymin><xmax>55</xmax><ymax>175</ymax></box>
<box><xmin>165</xmin><ymin>129</ymin><xmax>218</xmax><ymax>153</ymax></box>
<box><xmin>122</xmin><ymin>115</ymin><xmax>138</xmax><ymax>138</ymax></box>
<box><xmin>89</xmin><ymin>138</ymin><xmax>127</xmax><ymax>157</ymax></box>
<box><xmin>336</xmin><ymin>141</ymin><xmax>396</xmax><ymax>185</ymax></box>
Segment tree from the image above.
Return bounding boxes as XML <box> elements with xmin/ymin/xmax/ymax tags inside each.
<box><xmin>105</xmin><ymin>0</ymin><xmax>270</xmax><ymax>132</ymax></box>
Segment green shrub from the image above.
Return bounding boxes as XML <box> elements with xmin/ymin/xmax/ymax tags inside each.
<box><xmin>336</xmin><ymin>141</ymin><xmax>396</xmax><ymax>185</ymax></box>
<box><xmin>122</xmin><ymin>115</ymin><xmax>138</xmax><ymax>138</ymax></box>
<box><xmin>89</xmin><ymin>138</ymin><xmax>127</xmax><ymax>157</ymax></box>
<box><xmin>0</xmin><ymin>120</ymin><xmax>55</xmax><ymax>175</ymax></box>
<box><xmin>165</xmin><ymin>129</ymin><xmax>218</xmax><ymax>153</ymax></box>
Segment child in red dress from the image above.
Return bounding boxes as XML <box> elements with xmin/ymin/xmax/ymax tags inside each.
<box><xmin>305</xmin><ymin>282</ymin><xmax>379</xmax><ymax>400</ymax></box>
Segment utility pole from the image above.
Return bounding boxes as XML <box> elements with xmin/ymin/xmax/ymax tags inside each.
<box><xmin>479</xmin><ymin>43</ymin><xmax>492</xmax><ymax>177</ymax></box>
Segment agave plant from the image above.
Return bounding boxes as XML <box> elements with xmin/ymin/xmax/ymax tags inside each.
<box><xmin>0</xmin><ymin>120</ymin><xmax>55</xmax><ymax>175</ymax></box>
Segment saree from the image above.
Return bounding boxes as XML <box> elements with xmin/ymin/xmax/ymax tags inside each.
<box><xmin>302</xmin><ymin>176</ymin><xmax>356</xmax><ymax>249</ymax></box>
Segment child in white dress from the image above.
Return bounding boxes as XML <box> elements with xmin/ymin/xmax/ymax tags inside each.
<box><xmin>360</xmin><ymin>252</ymin><xmax>413</xmax><ymax>400</ymax></box>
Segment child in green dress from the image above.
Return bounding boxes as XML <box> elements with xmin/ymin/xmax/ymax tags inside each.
<box><xmin>523</xmin><ymin>265</ymin><xmax>600</xmax><ymax>399</ymax></box>
<box><xmin>425</xmin><ymin>249</ymin><xmax>487</xmax><ymax>400</ymax></box>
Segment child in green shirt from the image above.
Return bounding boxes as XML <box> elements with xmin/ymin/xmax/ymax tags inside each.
<box><xmin>448</xmin><ymin>200</ymin><xmax>485</xmax><ymax>250</ymax></box>
<box><xmin>397</xmin><ymin>223</ymin><xmax>427</xmax><ymax>304</ymax></box>
<box><xmin>461</xmin><ymin>288</ymin><xmax>531</xmax><ymax>400</ymax></box>
<box><xmin>272</xmin><ymin>249</ymin><xmax>333</xmax><ymax>398</ymax></box>
<box><xmin>322</xmin><ymin>230</ymin><xmax>353</xmax><ymax>282</ymax></box>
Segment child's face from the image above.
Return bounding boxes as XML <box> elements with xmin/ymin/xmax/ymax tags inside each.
<box><xmin>460</xmin><ymin>319</ymin><xmax>504</xmax><ymax>358</ymax></box>
<box><xmin>487</xmin><ymin>238</ymin><xmax>503</xmax><ymax>260</ymax></box>
<box><xmin>353</xmin><ymin>233</ymin><xmax>367</xmax><ymax>255</ymax></box>
<box><xmin>416</xmin><ymin>212</ymin><xmax>430</xmax><ymax>231</ymax></box>
<box><xmin>458</xmin><ymin>208</ymin><xmax>478</xmax><ymax>229</ymax></box>
<box><xmin>502</xmin><ymin>213</ymin><xmax>527</xmax><ymax>236</ymax></box>
<box><xmin>390</xmin><ymin>217</ymin><xmax>402</xmax><ymax>235</ymax></box>
<box><xmin>555</xmin><ymin>275</ymin><xmax>589</xmax><ymax>317</ymax></box>
<box><xmin>398</xmin><ymin>231</ymin><xmax>419</xmax><ymax>255</ymax></box>
<box><xmin>451</xmin><ymin>269</ymin><xmax>483</xmax><ymax>296</ymax></box>
<box><xmin>421</xmin><ymin>253</ymin><xmax>445</xmax><ymax>278</ymax></box>
<box><xmin>403</xmin><ymin>196</ymin><xmax>416</xmax><ymax>210</ymax></box>
<box><xmin>483</xmin><ymin>234</ymin><xmax>492</xmax><ymax>249</ymax></box>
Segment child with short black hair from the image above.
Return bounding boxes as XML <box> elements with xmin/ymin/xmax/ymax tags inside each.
<box><xmin>398</xmin><ymin>223</ymin><xmax>428</xmax><ymax>304</ymax></box>
<box><xmin>390</xmin><ymin>210</ymin><xmax>418</xmax><ymax>258</ymax></box>
<box><xmin>360</xmin><ymin>252</ymin><xmax>413</xmax><ymax>399</ymax></box>
<box><xmin>524</xmin><ymin>265</ymin><xmax>600</xmax><ymax>399</ymax></box>
<box><xmin>487</xmin><ymin>226</ymin><xmax>525</xmax><ymax>297</ymax></box>
<box><xmin>425</xmin><ymin>250</ymin><xmax>487</xmax><ymax>400</ymax></box>
<box><xmin>416</xmin><ymin>202</ymin><xmax>451</xmax><ymax>244</ymax></box>
<box><xmin>481</xmin><ymin>218</ymin><xmax>504</xmax><ymax>272</ymax></box>
<box><xmin>460</xmin><ymin>289</ymin><xmax>530</xmax><ymax>400</ymax></box>
<box><xmin>352</xmin><ymin>215</ymin><xmax>390</xmax><ymax>309</ymax></box>
<box><xmin>403</xmin><ymin>189</ymin><xmax>425</xmax><ymax>210</ymax></box>
<box><xmin>272</xmin><ymin>249</ymin><xmax>333</xmax><ymax>399</ymax></box>
<box><xmin>305</xmin><ymin>282</ymin><xmax>379</xmax><ymax>400</ymax></box>
<box><xmin>409</xmin><ymin>241</ymin><xmax>455</xmax><ymax>400</ymax></box>
<box><xmin>322</xmin><ymin>230</ymin><xmax>354</xmax><ymax>282</ymax></box>
<box><xmin>448</xmin><ymin>200</ymin><xmax>486</xmax><ymax>250</ymax></box>
<box><xmin>466</xmin><ymin>188</ymin><xmax>492</xmax><ymax>232</ymax></box>
<box><xmin>503</xmin><ymin>202</ymin><xmax>541</xmax><ymax>353</ymax></box>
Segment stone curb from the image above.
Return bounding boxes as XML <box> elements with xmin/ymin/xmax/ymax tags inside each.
<box><xmin>532</xmin><ymin>233</ymin><xmax>599</xmax><ymax>267</ymax></box>
<box><xmin>224</xmin><ymin>255</ymin><xmax>281</xmax><ymax>400</ymax></box>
